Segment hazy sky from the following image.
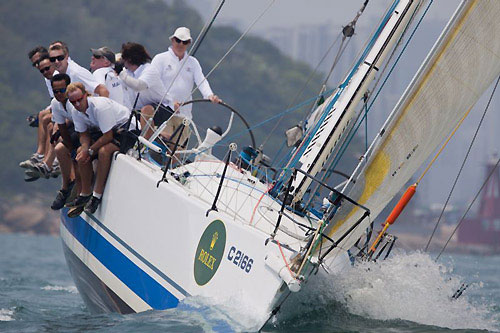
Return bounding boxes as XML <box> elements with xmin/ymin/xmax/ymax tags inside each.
<box><xmin>192</xmin><ymin>0</ymin><xmax>461</xmax><ymax>32</ymax></box>
<box><xmin>185</xmin><ymin>0</ymin><xmax>500</xmax><ymax>209</ymax></box>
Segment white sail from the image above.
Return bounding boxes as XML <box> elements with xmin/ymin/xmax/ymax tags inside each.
<box><xmin>322</xmin><ymin>0</ymin><xmax>500</xmax><ymax>256</ymax></box>
<box><xmin>290</xmin><ymin>0</ymin><xmax>423</xmax><ymax>203</ymax></box>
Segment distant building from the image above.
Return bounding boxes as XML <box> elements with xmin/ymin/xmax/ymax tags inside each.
<box><xmin>457</xmin><ymin>155</ymin><xmax>500</xmax><ymax>251</ymax></box>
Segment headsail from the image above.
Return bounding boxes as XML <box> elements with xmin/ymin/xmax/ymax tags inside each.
<box><xmin>322</xmin><ymin>0</ymin><xmax>500</xmax><ymax>256</ymax></box>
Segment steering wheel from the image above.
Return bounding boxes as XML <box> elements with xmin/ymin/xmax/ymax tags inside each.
<box><xmin>181</xmin><ymin>99</ymin><xmax>256</xmax><ymax>149</ymax></box>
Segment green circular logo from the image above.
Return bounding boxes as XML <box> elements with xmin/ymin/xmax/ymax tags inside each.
<box><xmin>194</xmin><ymin>220</ymin><xmax>226</xmax><ymax>286</ymax></box>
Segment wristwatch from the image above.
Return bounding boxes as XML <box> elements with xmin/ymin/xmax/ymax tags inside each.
<box><xmin>88</xmin><ymin>148</ymin><xmax>94</xmax><ymax>156</ymax></box>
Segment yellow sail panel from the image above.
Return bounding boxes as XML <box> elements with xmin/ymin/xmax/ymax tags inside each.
<box><xmin>328</xmin><ymin>151</ymin><xmax>391</xmax><ymax>236</ymax></box>
<box><xmin>321</xmin><ymin>0</ymin><xmax>500</xmax><ymax>257</ymax></box>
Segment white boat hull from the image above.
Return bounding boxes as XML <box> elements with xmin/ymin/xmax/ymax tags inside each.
<box><xmin>60</xmin><ymin>153</ymin><xmax>311</xmax><ymax>327</ymax></box>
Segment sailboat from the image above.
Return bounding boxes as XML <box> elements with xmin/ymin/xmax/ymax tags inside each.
<box><xmin>59</xmin><ymin>0</ymin><xmax>500</xmax><ymax>329</ymax></box>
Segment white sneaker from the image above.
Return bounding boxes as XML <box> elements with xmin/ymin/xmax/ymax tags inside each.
<box><xmin>19</xmin><ymin>154</ymin><xmax>43</xmax><ymax>169</ymax></box>
<box><xmin>32</xmin><ymin>162</ymin><xmax>52</xmax><ymax>179</ymax></box>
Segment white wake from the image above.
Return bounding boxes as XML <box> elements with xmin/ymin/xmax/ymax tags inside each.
<box><xmin>0</xmin><ymin>308</ymin><xmax>15</xmax><ymax>322</ymax></box>
<box><xmin>328</xmin><ymin>251</ymin><xmax>498</xmax><ymax>330</ymax></box>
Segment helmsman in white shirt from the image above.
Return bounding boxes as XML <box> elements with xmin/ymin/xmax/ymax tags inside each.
<box><xmin>66</xmin><ymin>82</ymin><xmax>132</xmax><ymax>217</ymax></box>
<box><xmin>150</xmin><ymin>26</ymin><xmax>221</xmax><ymax>146</ymax></box>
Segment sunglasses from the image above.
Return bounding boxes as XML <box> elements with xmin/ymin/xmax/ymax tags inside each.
<box><xmin>39</xmin><ymin>66</ymin><xmax>51</xmax><ymax>74</ymax></box>
<box><xmin>53</xmin><ymin>88</ymin><xmax>66</xmax><ymax>94</ymax></box>
<box><xmin>174</xmin><ymin>37</ymin><xmax>190</xmax><ymax>45</ymax></box>
<box><xmin>69</xmin><ymin>94</ymin><xmax>85</xmax><ymax>105</ymax></box>
<box><xmin>93</xmin><ymin>54</ymin><xmax>103</xmax><ymax>59</ymax></box>
<box><xmin>49</xmin><ymin>55</ymin><xmax>66</xmax><ymax>62</ymax></box>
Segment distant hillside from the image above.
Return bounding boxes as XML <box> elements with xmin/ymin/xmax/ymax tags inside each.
<box><xmin>0</xmin><ymin>0</ymin><xmax>328</xmax><ymax>198</ymax></box>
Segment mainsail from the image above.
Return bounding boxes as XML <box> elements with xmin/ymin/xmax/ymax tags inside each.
<box><xmin>289</xmin><ymin>0</ymin><xmax>423</xmax><ymax>203</ymax></box>
<box><xmin>322</xmin><ymin>0</ymin><xmax>500</xmax><ymax>255</ymax></box>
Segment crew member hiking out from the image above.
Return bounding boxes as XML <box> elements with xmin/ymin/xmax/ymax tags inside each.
<box><xmin>66</xmin><ymin>82</ymin><xmax>134</xmax><ymax>217</ymax></box>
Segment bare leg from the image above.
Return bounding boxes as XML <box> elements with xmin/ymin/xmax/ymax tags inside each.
<box><xmin>43</xmin><ymin>122</ymin><xmax>57</xmax><ymax>168</ymax></box>
<box><xmin>140</xmin><ymin>105</ymin><xmax>155</xmax><ymax>139</ymax></box>
<box><xmin>72</xmin><ymin>161</ymin><xmax>79</xmax><ymax>192</ymax></box>
<box><xmin>37</xmin><ymin>109</ymin><xmax>51</xmax><ymax>155</ymax></box>
<box><xmin>76</xmin><ymin>146</ymin><xmax>93</xmax><ymax>195</ymax></box>
<box><xmin>55</xmin><ymin>142</ymin><xmax>73</xmax><ymax>189</ymax></box>
<box><xmin>94</xmin><ymin>143</ymin><xmax>119</xmax><ymax>195</ymax></box>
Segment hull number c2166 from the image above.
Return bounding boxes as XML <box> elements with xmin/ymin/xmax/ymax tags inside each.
<box><xmin>227</xmin><ymin>246</ymin><xmax>253</xmax><ymax>273</ymax></box>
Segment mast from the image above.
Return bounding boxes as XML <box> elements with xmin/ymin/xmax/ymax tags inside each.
<box><xmin>320</xmin><ymin>0</ymin><xmax>500</xmax><ymax>258</ymax></box>
<box><xmin>289</xmin><ymin>0</ymin><xmax>423</xmax><ymax>203</ymax></box>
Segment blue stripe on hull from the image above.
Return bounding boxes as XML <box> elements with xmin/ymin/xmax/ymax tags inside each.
<box><xmin>61</xmin><ymin>209</ymin><xmax>180</xmax><ymax>310</ymax></box>
<box><xmin>62</xmin><ymin>241</ymin><xmax>135</xmax><ymax>314</ymax></box>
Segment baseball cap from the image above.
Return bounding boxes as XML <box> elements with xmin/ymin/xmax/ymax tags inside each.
<box><xmin>169</xmin><ymin>27</ymin><xmax>192</xmax><ymax>42</ymax></box>
<box><xmin>90</xmin><ymin>46</ymin><xmax>115</xmax><ymax>64</ymax></box>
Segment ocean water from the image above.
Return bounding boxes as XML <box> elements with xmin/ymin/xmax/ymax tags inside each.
<box><xmin>0</xmin><ymin>233</ymin><xmax>499</xmax><ymax>332</ymax></box>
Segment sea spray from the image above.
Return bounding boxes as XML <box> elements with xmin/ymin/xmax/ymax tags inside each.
<box><xmin>271</xmin><ymin>251</ymin><xmax>499</xmax><ymax>331</ymax></box>
<box><xmin>328</xmin><ymin>251</ymin><xmax>497</xmax><ymax>330</ymax></box>
<box><xmin>180</xmin><ymin>289</ymin><xmax>271</xmax><ymax>332</ymax></box>
<box><xmin>0</xmin><ymin>308</ymin><xmax>15</xmax><ymax>322</ymax></box>
<box><xmin>41</xmin><ymin>285</ymin><xmax>78</xmax><ymax>293</ymax></box>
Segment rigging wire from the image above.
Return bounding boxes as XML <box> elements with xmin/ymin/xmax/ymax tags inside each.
<box><xmin>280</xmin><ymin>0</ymin><xmax>411</xmax><ymax>186</ymax></box>
<box><xmin>425</xmin><ymin>75</ymin><xmax>500</xmax><ymax>252</ymax></box>
<box><xmin>303</xmin><ymin>2</ymin><xmax>411</xmax><ymax>207</ymax></box>
<box><xmin>188</xmin><ymin>0</ymin><xmax>276</xmax><ymax>98</ymax></box>
<box><xmin>260</xmin><ymin>33</ymin><xmax>343</xmax><ymax>148</ymax></box>
<box><xmin>435</xmin><ymin>156</ymin><xmax>500</xmax><ymax>261</ymax></box>
<box><xmin>310</xmin><ymin>38</ymin><xmax>353</xmax><ymax>116</ymax></box>
<box><xmin>308</xmin><ymin>0</ymin><xmax>426</xmax><ymax>207</ymax></box>
<box><xmin>328</xmin><ymin>0</ymin><xmax>434</xmax><ymax>186</ymax></box>
<box><xmin>190</xmin><ymin>0</ymin><xmax>226</xmax><ymax>56</ymax></box>
<box><xmin>146</xmin><ymin>0</ymin><xmax>275</xmax><ymax>137</ymax></box>
<box><xmin>260</xmin><ymin>0</ymin><xmax>371</xmax><ymax>149</ymax></box>
<box><xmin>316</xmin><ymin>0</ymin><xmax>435</xmax><ymax>265</ymax></box>
<box><xmin>142</xmin><ymin>0</ymin><xmax>227</xmax><ymax>137</ymax></box>
<box><xmin>218</xmin><ymin>88</ymin><xmax>335</xmax><ymax>145</ymax></box>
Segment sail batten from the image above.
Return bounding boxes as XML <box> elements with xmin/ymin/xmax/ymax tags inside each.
<box><xmin>322</xmin><ymin>0</ymin><xmax>500</xmax><ymax>257</ymax></box>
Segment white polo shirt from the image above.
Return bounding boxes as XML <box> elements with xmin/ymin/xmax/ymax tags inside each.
<box><xmin>72</xmin><ymin>96</ymin><xmax>131</xmax><ymax>133</ymax></box>
<box><xmin>44</xmin><ymin>78</ymin><xmax>54</xmax><ymax>98</ymax></box>
<box><xmin>51</xmin><ymin>98</ymin><xmax>73</xmax><ymax>124</ymax></box>
<box><xmin>151</xmin><ymin>47</ymin><xmax>214</xmax><ymax>119</ymax></box>
<box><xmin>64</xmin><ymin>59</ymin><xmax>100</xmax><ymax>94</ymax></box>
<box><xmin>124</xmin><ymin>63</ymin><xmax>169</xmax><ymax>109</ymax></box>
<box><xmin>93</xmin><ymin>66</ymin><xmax>132</xmax><ymax>109</ymax></box>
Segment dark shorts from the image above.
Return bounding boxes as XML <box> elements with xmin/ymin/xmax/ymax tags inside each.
<box><xmin>67</xmin><ymin>123</ymin><xmax>80</xmax><ymax>149</ymax></box>
<box><xmin>87</xmin><ymin>127</ymin><xmax>122</xmax><ymax>146</ymax></box>
<box><xmin>150</xmin><ymin>103</ymin><xmax>174</xmax><ymax>127</ymax></box>
<box><xmin>63</xmin><ymin>123</ymin><xmax>80</xmax><ymax>160</ymax></box>
<box><xmin>69</xmin><ymin>128</ymin><xmax>112</xmax><ymax>160</ymax></box>
<box><xmin>72</xmin><ymin>122</ymin><xmax>133</xmax><ymax>159</ymax></box>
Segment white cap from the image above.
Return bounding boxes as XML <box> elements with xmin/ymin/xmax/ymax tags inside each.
<box><xmin>170</xmin><ymin>27</ymin><xmax>192</xmax><ymax>41</ymax></box>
